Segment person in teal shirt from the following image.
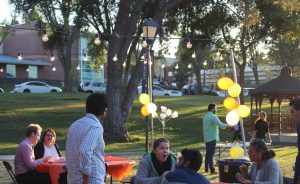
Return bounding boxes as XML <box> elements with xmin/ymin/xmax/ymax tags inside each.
<box><xmin>203</xmin><ymin>103</ymin><xmax>228</xmax><ymax>174</ymax></box>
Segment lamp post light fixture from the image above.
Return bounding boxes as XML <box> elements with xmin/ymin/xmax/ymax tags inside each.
<box><xmin>142</xmin><ymin>19</ymin><xmax>158</xmax><ymax>152</ymax></box>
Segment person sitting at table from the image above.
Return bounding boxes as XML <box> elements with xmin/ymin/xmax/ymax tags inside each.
<box><xmin>14</xmin><ymin>123</ymin><xmax>51</xmax><ymax>184</ymax></box>
<box><xmin>236</xmin><ymin>139</ymin><xmax>283</xmax><ymax>184</ymax></box>
<box><xmin>161</xmin><ymin>148</ymin><xmax>210</xmax><ymax>184</ymax></box>
<box><xmin>34</xmin><ymin>128</ymin><xmax>62</xmax><ymax>159</ymax></box>
<box><xmin>254</xmin><ymin>111</ymin><xmax>272</xmax><ymax>142</ymax></box>
<box><xmin>134</xmin><ymin>138</ymin><xmax>177</xmax><ymax>184</ymax></box>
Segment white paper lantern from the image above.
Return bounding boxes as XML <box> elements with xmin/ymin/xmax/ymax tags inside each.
<box><xmin>166</xmin><ymin>109</ymin><xmax>172</xmax><ymax>116</ymax></box>
<box><xmin>161</xmin><ymin>106</ymin><xmax>167</xmax><ymax>113</ymax></box>
<box><xmin>152</xmin><ymin>112</ymin><xmax>158</xmax><ymax>118</ymax></box>
<box><xmin>160</xmin><ymin>113</ymin><xmax>167</xmax><ymax>120</ymax></box>
<box><xmin>171</xmin><ymin>111</ymin><xmax>178</xmax><ymax>118</ymax></box>
<box><xmin>147</xmin><ymin>103</ymin><xmax>157</xmax><ymax>114</ymax></box>
<box><xmin>226</xmin><ymin>109</ymin><xmax>240</xmax><ymax>126</ymax></box>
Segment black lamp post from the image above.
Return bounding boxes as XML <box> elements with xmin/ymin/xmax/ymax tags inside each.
<box><xmin>142</xmin><ymin>19</ymin><xmax>158</xmax><ymax>152</ymax></box>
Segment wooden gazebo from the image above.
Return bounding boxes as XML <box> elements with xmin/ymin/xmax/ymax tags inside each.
<box><xmin>250</xmin><ymin>66</ymin><xmax>299</xmax><ymax>134</ymax></box>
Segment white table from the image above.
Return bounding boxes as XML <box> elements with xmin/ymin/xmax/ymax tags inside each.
<box><xmin>199</xmin><ymin>142</ymin><xmax>271</xmax><ymax>158</ymax></box>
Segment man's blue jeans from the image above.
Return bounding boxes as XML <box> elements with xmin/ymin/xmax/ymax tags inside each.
<box><xmin>205</xmin><ymin>139</ymin><xmax>216</xmax><ymax>173</ymax></box>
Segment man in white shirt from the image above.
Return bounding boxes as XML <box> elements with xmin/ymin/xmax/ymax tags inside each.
<box><xmin>66</xmin><ymin>93</ymin><xmax>107</xmax><ymax>184</ymax></box>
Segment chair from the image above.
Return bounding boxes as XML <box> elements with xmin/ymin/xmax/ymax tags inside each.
<box><xmin>2</xmin><ymin>161</ymin><xmax>17</xmax><ymax>184</ymax></box>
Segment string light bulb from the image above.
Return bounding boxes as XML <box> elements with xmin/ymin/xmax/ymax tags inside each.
<box><xmin>161</xmin><ymin>64</ymin><xmax>165</xmax><ymax>68</ymax></box>
<box><xmin>141</xmin><ymin>55</ymin><xmax>145</xmax><ymax>60</ymax></box>
<box><xmin>0</xmin><ymin>68</ymin><xmax>3</xmax><ymax>72</ymax></box>
<box><xmin>42</xmin><ymin>30</ymin><xmax>49</xmax><ymax>42</ymax></box>
<box><xmin>188</xmin><ymin>64</ymin><xmax>192</xmax><ymax>68</ymax></box>
<box><xmin>175</xmin><ymin>64</ymin><xmax>179</xmax><ymax>69</ymax></box>
<box><xmin>50</xmin><ymin>54</ymin><xmax>55</xmax><ymax>62</ymax></box>
<box><xmin>26</xmin><ymin>67</ymin><xmax>29</xmax><ymax>72</ymax></box>
<box><xmin>17</xmin><ymin>53</ymin><xmax>23</xmax><ymax>60</ymax></box>
<box><xmin>100</xmin><ymin>64</ymin><xmax>104</xmax><ymax>69</ymax></box>
<box><xmin>203</xmin><ymin>60</ymin><xmax>207</xmax><ymax>66</ymax></box>
<box><xmin>219</xmin><ymin>55</ymin><xmax>224</xmax><ymax>60</ymax></box>
<box><xmin>192</xmin><ymin>51</ymin><xmax>196</xmax><ymax>58</ymax></box>
<box><xmin>94</xmin><ymin>34</ymin><xmax>101</xmax><ymax>45</ymax></box>
<box><xmin>186</xmin><ymin>39</ymin><xmax>192</xmax><ymax>49</ymax></box>
<box><xmin>123</xmin><ymin>62</ymin><xmax>126</xmax><ymax>68</ymax></box>
<box><xmin>113</xmin><ymin>54</ymin><xmax>118</xmax><ymax>61</ymax></box>
<box><xmin>76</xmin><ymin>64</ymin><xmax>80</xmax><ymax>70</ymax></box>
<box><xmin>52</xmin><ymin>66</ymin><xmax>56</xmax><ymax>71</ymax></box>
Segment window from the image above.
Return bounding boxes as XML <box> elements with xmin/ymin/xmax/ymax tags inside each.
<box><xmin>6</xmin><ymin>64</ymin><xmax>16</xmax><ymax>78</ymax></box>
<box><xmin>28</xmin><ymin>66</ymin><xmax>37</xmax><ymax>79</ymax></box>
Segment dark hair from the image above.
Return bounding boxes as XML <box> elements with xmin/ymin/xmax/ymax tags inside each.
<box><xmin>26</xmin><ymin>124</ymin><xmax>42</xmax><ymax>137</ymax></box>
<box><xmin>86</xmin><ymin>93</ymin><xmax>108</xmax><ymax>116</ymax></box>
<box><xmin>40</xmin><ymin>128</ymin><xmax>57</xmax><ymax>144</ymax></box>
<box><xmin>250</xmin><ymin>139</ymin><xmax>275</xmax><ymax>160</ymax></box>
<box><xmin>181</xmin><ymin>148</ymin><xmax>202</xmax><ymax>172</ymax></box>
<box><xmin>208</xmin><ymin>103</ymin><xmax>216</xmax><ymax>111</ymax></box>
<box><xmin>152</xmin><ymin>138</ymin><xmax>169</xmax><ymax>150</ymax></box>
<box><xmin>290</xmin><ymin>97</ymin><xmax>300</xmax><ymax>110</ymax></box>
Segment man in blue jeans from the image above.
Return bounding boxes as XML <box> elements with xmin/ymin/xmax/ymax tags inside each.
<box><xmin>203</xmin><ymin>103</ymin><xmax>229</xmax><ymax>174</ymax></box>
<box><xmin>289</xmin><ymin>98</ymin><xmax>300</xmax><ymax>184</ymax></box>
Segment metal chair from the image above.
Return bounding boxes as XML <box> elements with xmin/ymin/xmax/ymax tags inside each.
<box><xmin>2</xmin><ymin>161</ymin><xmax>17</xmax><ymax>184</ymax></box>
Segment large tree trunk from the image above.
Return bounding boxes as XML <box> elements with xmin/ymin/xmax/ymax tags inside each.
<box><xmin>252</xmin><ymin>64</ymin><xmax>259</xmax><ymax>86</ymax></box>
<box><xmin>104</xmin><ymin>0</ymin><xmax>191</xmax><ymax>142</ymax></box>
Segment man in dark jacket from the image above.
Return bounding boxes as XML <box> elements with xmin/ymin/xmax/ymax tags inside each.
<box><xmin>290</xmin><ymin>98</ymin><xmax>300</xmax><ymax>184</ymax></box>
<box><xmin>161</xmin><ymin>149</ymin><xmax>210</xmax><ymax>184</ymax></box>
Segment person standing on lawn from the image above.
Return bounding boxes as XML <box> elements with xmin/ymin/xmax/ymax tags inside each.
<box><xmin>203</xmin><ymin>103</ymin><xmax>229</xmax><ymax>174</ymax></box>
<box><xmin>289</xmin><ymin>97</ymin><xmax>300</xmax><ymax>184</ymax></box>
<box><xmin>66</xmin><ymin>93</ymin><xmax>107</xmax><ymax>184</ymax></box>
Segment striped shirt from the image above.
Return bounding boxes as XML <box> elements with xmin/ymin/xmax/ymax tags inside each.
<box><xmin>66</xmin><ymin>113</ymin><xmax>106</xmax><ymax>184</ymax></box>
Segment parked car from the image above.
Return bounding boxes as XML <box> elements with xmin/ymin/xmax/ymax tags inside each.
<box><xmin>81</xmin><ymin>81</ymin><xmax>106</xmax><ymax>93</ymax></box>
<box><xmin>13</xmin><ymin>81</ymin><xmax>62</xmax><ymax>93</ymax></box>
<box><xmin>181</xmin><ymin>84</ymin><xmax>218</xmax><ymax>96</ymax></box>
<box><xmin>137</xmin><ymin>85</ymin><xmax>182</xmax><ymax>96</ymax></box>
<box><xmin>0</xmin><ymin>88</ymin><xmax>4</xmax><ymax>93</ymax></box>
<box><xmin>243</xmin><ymin>88</ymin><xmax>254</xmax><ymax>96</ymax></box>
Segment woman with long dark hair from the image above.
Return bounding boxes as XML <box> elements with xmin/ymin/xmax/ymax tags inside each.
<box><xmin>236</xmin><ymin>139</ymin><xmax>283</xmax><ymax>184</ymax></box>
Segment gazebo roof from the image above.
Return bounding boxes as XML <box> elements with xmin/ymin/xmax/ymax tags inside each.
<box><xmin>251</xmin><ymin>66</ymin><xmax>300</xmax><ymax>95</ymax></box>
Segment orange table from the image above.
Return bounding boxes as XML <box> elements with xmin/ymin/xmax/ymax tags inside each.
<box><xmin>105</xmin><ymin>155</ymin><xmax>135</xmax><ymax>181</ymax></box>
<box><xmin>36</xmin><ymin>156</ymin><xmax>134</xmax><ymax>183</ymax></box>
<box><xmin>36</xmin><ymin>160</ymin><xmax>66</xmax><ymax>184</ymax></box>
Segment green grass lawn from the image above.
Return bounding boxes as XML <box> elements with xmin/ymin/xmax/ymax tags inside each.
<box><xmin>0</xmin><ymin>93</ymin><xmax>297</xmax><ymax>180</ymax></box>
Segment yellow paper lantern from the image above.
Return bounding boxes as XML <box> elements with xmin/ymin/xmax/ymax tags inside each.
<box><xmin>237</xmin><ymin>105</ymin><xmax>250</xmax><ymax>118</ymax></box>
<box><xmin>141</xmin><ymin>105</ymin><xmax>150</xmax><ymax>117</ymax></box>
<box><xmin>226</xmin><ymin>109</ymin><xmax>240</xmax><ymax>126</ymax></box>
<box><xmin>228</xmin><ymin>83</ymin><xmax>241</xmax><ymax>97</ymax></box>
<box><xmin>229</xmin><ymin>146</ymin><xmax>245</xmax><ymax>159</ymax></box>
<box><xmin>223</xmin><ymin>97</ymin><xmax>238</xmax><ymax>110</ymax></box>
<box><xmin>217</xmin><ymin>77</ymin><xmax>234</xmax><ymax>90</ymax></box>
<box><xmin>139</xmin><ymin>93</ymin><xmax>150</xmax><ymax>105</ymax></box>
